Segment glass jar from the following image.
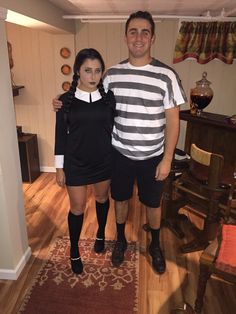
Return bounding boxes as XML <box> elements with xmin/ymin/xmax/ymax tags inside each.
<box><xmin>190</xmin><ymin>72</ymin><xmax>213</xmax><ymax>116</ymax></box>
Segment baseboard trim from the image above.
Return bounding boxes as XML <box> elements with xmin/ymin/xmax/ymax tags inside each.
<box><xmin>0</xmin><ymin>246</ymin><xmax>31</xmax><ymax>280</ymax></box>
<box><xmin>40</xmin><ymin>166</ymin><xmax>55</xmax><ymax>173</ymax></box>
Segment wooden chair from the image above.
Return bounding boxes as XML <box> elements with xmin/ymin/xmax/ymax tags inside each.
<box><xmin>163</xmin><ymin>143</ymin><xmax>232</xmax><ymax>253</ymax></box>
<box><xmin>194</xmin><ymin>223</ymin><xmax>236</xmax><ymax>313</ymax></box>
<box><xmin>194</xmin><ymin>166</ymin><xmax>236</xmax><ymax>312</ymax></box>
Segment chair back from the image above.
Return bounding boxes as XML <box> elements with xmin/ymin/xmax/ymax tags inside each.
<box><xmin>189</xmin><ymin>143</ymin><xmax>224</xmax><ymax>189</ymax></box>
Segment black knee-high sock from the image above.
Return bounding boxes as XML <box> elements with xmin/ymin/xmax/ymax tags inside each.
<box><xmin>117</xmin><ymin>222</ymin><xmax>126</xmax><ymax>243</ymax></box>
<box><xmin>150</xmin><ymin>227</ymin><xmax>160</xmax><ymax>248</ymax></box>
<box><xmin>96</xmin><ymin>199</ymin><xmax>109</xmax><ymax>239</ymax></box>
<box><xmin>68</xmin><ymin>211</ymin><xmax>84</xmax><ymax>258</ymax></box>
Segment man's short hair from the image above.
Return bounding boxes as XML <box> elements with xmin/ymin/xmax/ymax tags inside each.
<box><xmin>125</xmin><ymin>11</ymin><xmax>155</xmax><ymax>36</ymax></box>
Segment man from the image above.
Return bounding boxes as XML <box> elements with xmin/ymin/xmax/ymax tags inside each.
<box><xmin>53</xmin><ymin>11</ymin><xmax>186</xmax><ymax>274</ymax></box>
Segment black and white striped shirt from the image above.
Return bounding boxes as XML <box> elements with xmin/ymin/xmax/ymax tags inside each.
<box><xmin>103</xmin><ymin>58</ymin><xmax>187</xmax><ymax>160</ymax></box>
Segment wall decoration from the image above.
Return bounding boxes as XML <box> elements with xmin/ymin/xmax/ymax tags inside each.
<box><xmin>60</xmin><ymin>47</ymin><xmax>71</xmax><ymax>59</ymax></box>
<box><xmin>61</xmin><ymin>64</ymin><xmax>71</xmax><ymax>75</ymax></box>
<box><xmin>62</xmin><ymin>81</ymin><xmax>71</xmax><ymax>91</ymax></box>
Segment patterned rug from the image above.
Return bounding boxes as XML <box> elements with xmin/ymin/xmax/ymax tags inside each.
<box><xmin>18</xmin><ymin>237</ymin><xmax>139</xmax><ymax>314</ymax></box>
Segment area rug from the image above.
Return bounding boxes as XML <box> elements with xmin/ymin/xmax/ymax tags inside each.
<box><xmin>18</xmin><ymin>237</ymin><xmax>139</xmax><ymax>314</ymax></box>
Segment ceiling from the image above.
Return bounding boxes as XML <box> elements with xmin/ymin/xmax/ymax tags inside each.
<box><xmin>48</xmin><ymin>0</ymin><xmax>236</xmax><ymax>19</ymax></box>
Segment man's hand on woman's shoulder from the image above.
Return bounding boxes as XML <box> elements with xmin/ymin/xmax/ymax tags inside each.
<box><xmin>52</xmin><ymin>95</ymin><xmax>63</xmax><ymax>112</ymax></box>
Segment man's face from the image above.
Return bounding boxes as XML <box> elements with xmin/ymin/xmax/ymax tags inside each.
<box><xmin>125</xmin><ymin>18</ymin><xmax>155</xmax><ymax>60</ymax></box>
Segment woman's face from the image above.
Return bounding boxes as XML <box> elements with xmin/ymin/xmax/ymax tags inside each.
<box><xmin>78</xmin><ymin>58</ymin><xmax>103</xmax><ymax>92</ymax></box>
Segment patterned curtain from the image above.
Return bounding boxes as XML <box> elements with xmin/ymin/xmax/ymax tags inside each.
<box><xmin>173</xmin><ymin>21</ymin><xmax>236</xmax><ymax>64</ymax></box>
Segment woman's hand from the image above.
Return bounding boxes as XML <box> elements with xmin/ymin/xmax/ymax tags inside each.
<box><xmin>56</xmin><ymin>168</ymin><xmax>65</xmax><ymax>187</ymax></box>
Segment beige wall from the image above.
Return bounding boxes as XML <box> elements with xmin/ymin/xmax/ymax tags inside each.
<box><xmin>6</xmin><ymin>20</ymin><xmax>236</xmax><ymax>170</ymax></box>
<box><xmin>6</xmin><ymin>22</ymin><xmax>75</xmax><ymax>171</ymax></box>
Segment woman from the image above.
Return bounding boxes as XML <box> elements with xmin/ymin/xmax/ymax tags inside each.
<box><xmin>54</xmin><ymin>48</ymin><xmax>116</xmax><ymax>274</ymax></box>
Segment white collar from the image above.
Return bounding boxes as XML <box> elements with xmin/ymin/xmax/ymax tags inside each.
<box><xmin>74</xmin><ymin>88</ymin><xmax>101</xmax><ymax>103</ymax></box>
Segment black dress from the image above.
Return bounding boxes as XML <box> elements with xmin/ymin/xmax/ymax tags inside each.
<box><xmin>54</xmin><ymin>89</ymin><xmax>115</xmax><ymax>186</ymax></box>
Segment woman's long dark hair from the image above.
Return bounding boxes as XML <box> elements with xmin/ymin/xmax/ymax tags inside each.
<box><xmin>63</xmin><ymin>48</ymin><xmax>107</xmax><ymax>114</ymax></box>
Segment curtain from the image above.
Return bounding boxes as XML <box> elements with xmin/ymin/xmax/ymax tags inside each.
<box><xmin>173</xmin><ymin>21</ymin><xmax>236</xmax><ymax>64</ymax></box>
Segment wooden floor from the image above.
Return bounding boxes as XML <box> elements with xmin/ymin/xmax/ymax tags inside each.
<box><xmin>0</xmin><ymin>172</ymin><xmax>236</xmax><ymax>314</ymax></box>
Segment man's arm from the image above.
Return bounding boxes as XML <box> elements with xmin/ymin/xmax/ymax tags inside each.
<box><xmin>155</xmin><ymin>106</ymin><xmax>180</xmax><ymax>181</ymax></box>
<box><xmin>52</xmin><ymin>95</ymin><xmax>63</xmax><ymax>112</ymax></box>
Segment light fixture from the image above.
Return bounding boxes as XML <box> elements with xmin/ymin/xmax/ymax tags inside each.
<box><xmin>63</xmin><ymin>8</ymin><xmax>236</xmax><ymax>23</ymax></box>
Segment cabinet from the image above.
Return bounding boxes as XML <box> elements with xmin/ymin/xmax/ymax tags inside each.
<box><xmin>18</xmin><ymin>133</ymin><xmax>40</xmax><ymax>183</ymax></box>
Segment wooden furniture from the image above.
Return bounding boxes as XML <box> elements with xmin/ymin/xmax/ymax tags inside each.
<box><xmin>194</xmin><ymin>223</ymin><xmax>236</xmax><ymax>313</ymax></box>
<box><xmin>180</xmin><ymin>110</ymin><xmax>236</xmax><ymax>169</ymax></box>
<box><xmin>165</xmin><ymin>144</ymin><xmax>231</xmax><ymax>253</ymax></box>
<box><xmin>12</xmin><ymin>85</ymin><xmax>24</xmax><ymax>97</ymax></box>
<box><xmin>161</xmin><ymin>156</ymin><xmax>190</xmax><ymax>239</ymax></box>
<box><xmin>18</xmin><ymin>133</ymin><xmax>40</xmax><ymax>183</ymax></box>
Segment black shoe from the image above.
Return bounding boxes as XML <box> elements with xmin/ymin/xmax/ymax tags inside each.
<box><xmin>149</xmin><ymin>245</ymin><xmax>166</xmax><ymax>274</ymax></box>
<box><xmin>94</xmin><ymin>237</ymin><xmax>105</xmax><ymax>253</ymax></box>
<box><xmin>111</xmin><ymin>241</ymin><xmax>127</xmax><ymax>267</ymax></box>
<box><xmin>70</xmin><ymin>256</ymin><xmax>83</xmax><ymax>274</ymax></box>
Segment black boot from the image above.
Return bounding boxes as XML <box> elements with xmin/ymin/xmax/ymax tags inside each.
<box><xmin>68</xmin><ymin>211</ymin><xmax>84</xmax><ymax>274</ymax></box>
<box><xmin>94</xmin><ymin>199</ymin><xmax>109</xmax><ymax>253</ymax></box>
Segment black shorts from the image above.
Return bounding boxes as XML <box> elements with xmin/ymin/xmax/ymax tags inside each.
<box><xmin>111</xmin><ymin>148</ymin><xmax>164</xmax><ymax>208</ymax></box>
